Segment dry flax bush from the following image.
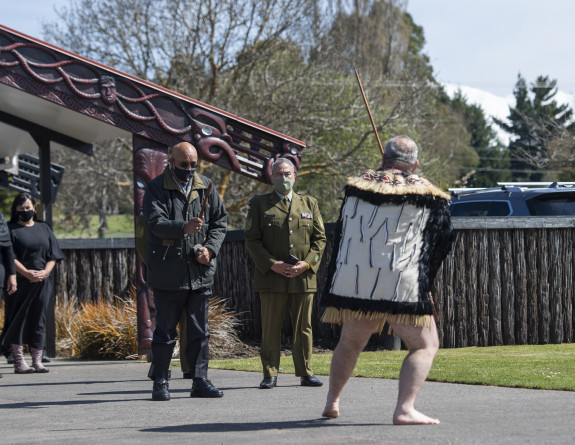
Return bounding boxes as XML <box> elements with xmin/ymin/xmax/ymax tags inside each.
<box><xmin>55</xmin><ymin>286</ymin><xmax>244</xmax><ymax>360</ymax></box>
<box><xmin>68</xmin><ymin>298</ymin><xmax>139</xmax><ymax>360</ymax></box>
<box><xmin>204</xmin><ymin>297</ymin><xmax>244</xmax><ymax>359</ymax></box>
<box><xmin>55</xmin><ymin>299</ymin><xmax>78</xmax><ymax>356</ymax></box>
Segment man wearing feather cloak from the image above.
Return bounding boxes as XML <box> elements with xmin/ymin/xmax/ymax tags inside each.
<box><xmin>321</xmin><ymin>135</ymin><xmax>454</xmax><ymax>424</ymax></box>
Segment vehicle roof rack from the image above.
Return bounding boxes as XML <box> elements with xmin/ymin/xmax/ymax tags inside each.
<box><xmin>497</xmin><ymin>182</ymin><xmax>575</xmax><ymax>188</ymax></box>
<box><xmin>448</xmin><ymin>187</ymin><xmax>500</xmax><ymax>195</ymax></box>
<box><xmin>449</xmin><ymin>182</ymin><xmax>575</xmax><ymax>196</ymax></box>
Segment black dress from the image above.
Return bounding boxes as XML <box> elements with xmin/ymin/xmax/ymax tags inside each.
<box><xmin>0</xmin><ymin>222</ymin><xmax>63</xmax><ymax>350</ymax></box>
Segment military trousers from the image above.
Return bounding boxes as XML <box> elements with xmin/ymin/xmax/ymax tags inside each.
<box><xmin>259</xmin><ymin>291</ymin><xmax>314</xmax><ymax>378</ymax></box>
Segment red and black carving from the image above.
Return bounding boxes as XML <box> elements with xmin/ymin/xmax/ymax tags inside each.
<box><xmin>0</xmin><ymin>27</ymin><xmax>306</xmax><ymax>184</ymax></box>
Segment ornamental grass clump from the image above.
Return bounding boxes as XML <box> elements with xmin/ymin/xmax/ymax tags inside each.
<box><xmin>53</xmin><ymin>286</ymin><xmax>243</xmax><ymax>360</ymax></box>
<box><xmin>70</xmin><ymin>298</ymin><xmax>139</xmax><ymax>360</ymax></box>
<box><xmin>54</xmin><ymin>299</ymin><xmax>77</xmax><ymax>356</ymax></box>
<box><xmin>205</xmin><ymin>297</ymin><xmax>244</xmax><ymax>359</ymax></box>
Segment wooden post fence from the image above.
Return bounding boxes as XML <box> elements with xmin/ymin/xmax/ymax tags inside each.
<box><xmin>54</xmin><ymin>217</ymin><xmax>575</xmax><ymax>350</ymax></box>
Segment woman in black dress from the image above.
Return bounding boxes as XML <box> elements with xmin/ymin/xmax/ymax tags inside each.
<box><xmin>0</xmin><ymin>211</ymin><xmax>17</xmax><ymax>378</ymax></box>
<box><xmin>0</xmin><ymin>193</ymin><xmax>63</xmax><ymax>373</ymax></box>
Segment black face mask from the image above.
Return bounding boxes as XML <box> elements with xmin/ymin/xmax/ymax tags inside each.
<box><xmin>16</xmin><ymin>210</ymin><xmax>35</xmax><ymax>222</ymax></box>
<box><xmin>174</xmin><ymin>166</ymin><xmax>195</xmax><ymax>183</ymax></box>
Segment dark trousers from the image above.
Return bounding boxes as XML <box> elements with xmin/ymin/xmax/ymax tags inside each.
<box><xmin>148</xmin><ymin>287</ymin><xmax>211</xmax><ymax>380</ymax></box>
<box><xmin>179</xmin><ymin>312</ymin><xmax>190</xmax><ymax>374</ymax></box>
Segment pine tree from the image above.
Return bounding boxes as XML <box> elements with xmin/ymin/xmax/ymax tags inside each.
<box><xmin>494</xmin><ymin>75</ymin><xmax>573</xmax><ymax>181</ymax></box>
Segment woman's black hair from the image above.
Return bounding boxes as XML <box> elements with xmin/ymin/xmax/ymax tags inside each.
<box><xmin>10</xmin><ymin>192</ymin><xmax>38</xmax><ymax>223</ymax></box>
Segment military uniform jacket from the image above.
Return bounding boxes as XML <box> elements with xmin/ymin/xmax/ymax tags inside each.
<box><xmin>143</xmin><ymin>166</ymin><xmax>227</xmax><ymax>291</ymax></box>
<box><xmin>245</xmin><ymin>191</ymin><xmax>326</xmax><ymax>293</ymax></box>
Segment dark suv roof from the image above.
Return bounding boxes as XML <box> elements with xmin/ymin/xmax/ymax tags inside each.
<box><xmin>449</xmin><ymin>182</ymin><xmax>575</xmax><ymax>217</ymax></box>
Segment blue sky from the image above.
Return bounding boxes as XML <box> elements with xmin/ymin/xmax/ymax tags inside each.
<box><xmin>408</xmin><ymin>0</ymin><xmax>575</xmax><ymax>97</ymax></box>
<box><xmin>2</xmin><ymin>0</ymin><xmax>574</xmax><ymax>105</ymax></box>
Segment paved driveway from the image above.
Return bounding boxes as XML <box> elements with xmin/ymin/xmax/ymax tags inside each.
<box><xmin>1</xmin><ymin>359</ymin><xmax>573</xmax><ymax>444</ymax></box>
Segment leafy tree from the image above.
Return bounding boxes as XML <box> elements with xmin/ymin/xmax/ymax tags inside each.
<box><xmin>448</xmin><ymin>90</ymin><xmax>511</xmax><ymax>187</ymax></box>
<box><xmin>44</xmin><ymin>0</ymin><xmax>322</xmax><ymax>228</ymax></box>
<box><xmin>0</xmin><ymin>190</ymin><xmax>17</xmax><ymax>218</ymax></box>
<box><xmin>41</xmin><ymin>0</ymin><xmax>471</xmax><ymax>228</ymax></box>
<box><xmin>51</xmin><ymin>139</ymin><xmax>132</xmax><ymax>235</ymax></box>
<box><xmin>547</xmin><ymin>127</ymin><xmax>575</xmax><ymax>181</ymax></box>
<box><xmin>494</xmin><ymin>75</ymin><xmax>573</xmax><ymax>181</ymax></box>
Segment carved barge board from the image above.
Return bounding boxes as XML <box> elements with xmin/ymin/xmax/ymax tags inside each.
<box><xmin>0</xmin><ymin>25</ymin><xmax>305</xmax><ymax>184</ymax></box>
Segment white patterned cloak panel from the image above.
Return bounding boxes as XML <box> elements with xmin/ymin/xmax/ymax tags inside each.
<box><xmin>329</xmin><ymin>197</ymin><xmax>429</xmax><ymax>304</ymax></box>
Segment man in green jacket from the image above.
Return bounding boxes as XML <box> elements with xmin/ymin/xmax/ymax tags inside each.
<box><xmin>144</xmin><ymin>142</ymin><xmax>227</xmax><ymax>401</ymax></box>
<box><xmin>245</xmin><ymin>158</ymin><xmax>326</xmax><ymax>389</ymax></box>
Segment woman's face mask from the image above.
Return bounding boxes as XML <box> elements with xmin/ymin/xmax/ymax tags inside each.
<box><xmin>16</xmin><ymin>209</ymin><xmax>35</xmax><ymax>223</ymax></box>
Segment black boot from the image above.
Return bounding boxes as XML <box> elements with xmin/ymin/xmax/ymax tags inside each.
<box><xmin>152</xmin><ymin>378</ymin><xmax>170</xmax><ymax>401</ymax></box>
<box><xmin>191</xmin><ymin>378</ymin><xmax>223</xmax><ymax>398</ymax></box>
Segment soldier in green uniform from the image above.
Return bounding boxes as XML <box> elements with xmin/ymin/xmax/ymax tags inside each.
<box><xmin>245</xmin><ymin>158</ymin><xmax>326</xmax><ymax>389</ymax></box>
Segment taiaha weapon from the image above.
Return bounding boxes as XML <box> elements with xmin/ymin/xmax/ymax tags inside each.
<box><xmin>198</xmin><ymin>183</ymin><xmax>212</xmax><ymax>220</ymax></box>
<box><xmin>354</xmin><ymin>69</ymin><xmax>384</xmax><ymax>156</ymax></box>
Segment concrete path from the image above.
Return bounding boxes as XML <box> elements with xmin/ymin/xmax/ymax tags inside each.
<box><xmin>1</xmin><ymin>359</ymin><xmax>573</xmax><ymax>444</ymax></box>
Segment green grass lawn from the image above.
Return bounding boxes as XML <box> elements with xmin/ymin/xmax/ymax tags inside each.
<box><xmin>208</xmin><ymin>344</ymin><xmax>575</xmax><ymax>391</ymax></box>
<box><xmin>54</xmin><ymin>214</ymin><xmax>134</xmax><ymax>238</ymax></box>
<box><xmin>51</xmin><ymin>214</ymin><xmax>243</xmax><ymax>239</ymax></box>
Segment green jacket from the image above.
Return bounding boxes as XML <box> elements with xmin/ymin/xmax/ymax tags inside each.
<box><xmin>245</xmin><ymin>191</ymin><xmax>326</xmax><ymax>293</ymax></box>
<box><xmin>143</xmin><ymin>167</ymin><xmax>227</xmax><ymax>291</ymax></box>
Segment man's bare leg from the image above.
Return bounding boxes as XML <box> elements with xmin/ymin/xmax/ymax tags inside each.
<box><xmin>322</xmin><ymin>318</ymin><xmax>380</xmax><ymax>418</ymax></box>
<box><xmin>388</xmin><ymin>320</ymin><xmax>440</xmax><ymax>425</ymax></box>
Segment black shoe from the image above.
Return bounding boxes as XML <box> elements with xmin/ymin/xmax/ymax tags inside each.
<box><xmin>191</xmin><ymin>378</ymin><xmax>223</xmax><ymax>398</ymax></box>
<box><xmin>152</xmin><ymin>378</ymin><xmax>170</xmax><ymax>401</ymax></box>
<box><xmin>0</xmin><ymin>372</ymin><xmax>3</xmax><ymax>378</ymax></box>
<box><xmin>42</xmin><ymin>350</ymin><xmax>51</xmax><ymax>363</ymax></box>
<box><xmin>259</xmin><ymin>376</ymin><xmax>277</xmax><ymax>389</ymax></box>
<box><xmin>183</xmin><ymin>372</ymin><xmax>193</xmax><ymax>379</ymax></box>
<box><xmin>6</xmin><ymin>352</ymin><xmax>14</xmax><ymax>365</ymax></box>
<box><xmin>300</xmin><ymin>375</ymin><xmax>323</xmax><ymax>387</ymax></box>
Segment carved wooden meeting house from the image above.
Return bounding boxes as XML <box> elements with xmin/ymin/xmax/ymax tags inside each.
<box><xmin>0</xmin><ymin>24</ymin><xmax>306</xmax><ymax>355</ymax></box>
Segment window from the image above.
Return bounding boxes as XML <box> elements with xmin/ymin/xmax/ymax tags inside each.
<box><xmin>450</xmin><ymin>201</ymin><xmax>511</xmax><ymax>217</ymax></box>
<box><xmin>526</xmin><ymin>193</ymin><xmax>575</xmax><ymax>216</ymax></box>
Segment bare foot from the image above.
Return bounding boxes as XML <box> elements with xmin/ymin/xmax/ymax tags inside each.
<box><xmin>322</xmin><ymin>402</ymin><xmax>339</xmax><ymax>418</ymax></box>
<box><xmin>393</xmin><ymin>409</ymin><xmax>440</xmax><ymax>425</ymax></box>
<box><xmin>322</xmin><ymin>409</ymin><xmax>339</xmax><ymax>418</ymax></box>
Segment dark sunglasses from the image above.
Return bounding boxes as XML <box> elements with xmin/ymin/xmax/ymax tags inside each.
<box><xmin>176</xmin><ymin>161</ymin><xmax>197</xmax><ymax>169</ymax></box>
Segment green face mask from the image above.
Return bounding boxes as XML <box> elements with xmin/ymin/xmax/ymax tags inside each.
<box><xmin>273</xmin><ymin>177</ymin><xmax>295</xmax><ymax>194</ymax></box>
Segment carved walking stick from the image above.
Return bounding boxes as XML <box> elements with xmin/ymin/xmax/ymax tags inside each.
<box><xmin>354</xmin><ymin>69</ymin><xmax>384</xmax><ymax>156</ymax></box>
<box><xmin>198</xmin><ymin>183</ymin><xmax>212</xmax><ymax>220</ymax></box>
